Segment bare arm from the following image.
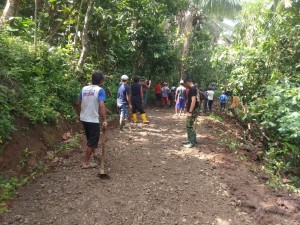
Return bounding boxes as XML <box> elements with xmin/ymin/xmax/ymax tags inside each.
<box><xmin>126</xmin><ymin>94</ymin><xmax>132</xmax><ymax>107</ymax></box>
<box><xmin>140</xmin><ymin>85</ymin><xmax>144</xmax><ymax>102</ymax></box>
<box><xmin>175</xmin><ymin>88</ymin><xmax>179</xmax><ymax>100</ymax></box>
<box><xmin>189</xmin><ymin>96</ymin><xmax>196</xmax><ymax>113</ymax></box>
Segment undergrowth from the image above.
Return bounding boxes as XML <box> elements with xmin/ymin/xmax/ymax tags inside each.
<box><xmin>0</xmin><ymin>133</ymin><xmax>81</xmax><ymax>214</ymax></box>
<box><xmin>0</xmin><ymin>176</ymin><xmax>29</xmax><ymax>214</ymax></box>
<box><xmin>0</xmin><ymin>33</ymin><xmax>80</xmax><ymax>145</ymax></box>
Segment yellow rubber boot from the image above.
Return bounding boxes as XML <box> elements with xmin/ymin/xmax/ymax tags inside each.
<box><xmin>141</xmin><ymin>113</ymin><xmax>149</xmax><ymax>124</ymax></box>
<box><xmin>132</xmin><ymin>113</ymin><xmax>138</xmax><ymax>123</ymax></box>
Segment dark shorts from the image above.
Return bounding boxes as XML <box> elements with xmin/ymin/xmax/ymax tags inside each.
<box><xmin>220</xmin><ymin>102</ymin><xmax>226</xmax><ymax>108</ymax></box>
<box><xmin>132</xmin><ymin>100</ymin><xmax>145</xmax><ymax>114</ymax></box>
<box><xmin>81</xmin><ymin>121</ymin><xmax>100</xmax><ymax>148</ymax></box>
<box><xmin>155</xmin><ymin>93</ymin><xmax>161</xmax><ymax>101</ymax></box>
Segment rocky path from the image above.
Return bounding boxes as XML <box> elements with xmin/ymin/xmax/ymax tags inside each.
<box><xmin>1</xmin><ymin>108</ymin><xmax>299</xmax><ymax>225</ymax></box>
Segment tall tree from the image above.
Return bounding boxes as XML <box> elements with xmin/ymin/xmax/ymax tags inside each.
<box><xmin>77</xmin><ymin>0</ymin><xmax>94</xmax><ymax>69</ymax></box>
<box><xmin>177</xmin><ymin>0</ymin><xmax>241</xmax><ymax>78</ymax></box>
<box><xmin>34</xmin><ymin>0</ymin><xmax>38</xmax><ymax>55</ymax></box>
<box><xmin>0</xmin><ymin>0</ymin><xmax>20</xmax><ymax>27</ymax></box>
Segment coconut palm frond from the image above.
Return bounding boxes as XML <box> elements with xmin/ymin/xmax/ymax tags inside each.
<box><xmin>192</xmin><ymin>0</ymin><xmax>242</xmax><ymax>18</ymax></box>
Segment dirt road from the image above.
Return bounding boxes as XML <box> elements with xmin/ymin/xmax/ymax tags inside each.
<box><xmin>1</xmin><ymin>108</ymin><xmax>299</xmax><ymax>225</ymax></box>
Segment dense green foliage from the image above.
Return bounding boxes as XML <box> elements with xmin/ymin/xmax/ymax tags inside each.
<box><xmin>213</xmin><ymin>0</ymin><xmax>300</xmax><ymax>175</ymax></box>
<box><xmin>186</xmin><ymin>24</ymin><xmax>220</xmax><ymax>88</ymax></box>
<box><xmin>0</xmin><ymin>33</ymin><xmax>80</xmax><ymax>143</ymax></box>
<box><xmin>0</xmin><ymin>175</ymin><xmax>28</xmax><ymax>213</ymax></box>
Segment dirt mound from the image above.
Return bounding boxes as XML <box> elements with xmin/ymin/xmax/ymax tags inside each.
<box><xmin>0</xmin><ymin>116</ymin><xmax>81</xmax><ymax>177</ymax></box>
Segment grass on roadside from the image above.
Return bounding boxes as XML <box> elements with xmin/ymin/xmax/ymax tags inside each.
<box><xmin>0</xmin><ymin>133</ymin><xmax>82</xmax><ymax>214</ymax></box>
<box><xmin>219</xmin><ymin>137</ymin><xmax>240</xmax><ymax>152</ymax></box>
<box><xmin>54</xmin><ymin>133</ymin><xmax>81</xmax><ymax>158</ymax></box>
<box><xmin>209</xmin><ymin>114</ymin><xmax>223</xmax><ymax>122</ymax></box>
<box><xmin>0</xmin><ymin>176</ymin><xmax>29</xmax><ymax>214</ymax></box>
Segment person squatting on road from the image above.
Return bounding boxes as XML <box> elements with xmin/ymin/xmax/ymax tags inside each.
<box><xmin>77</xmin><ymin>71</ymin><xmax>107</xmax><ymax>169</ymax></box>
<box><xmin>117</xmin><ymin>75</ymin><xmax>132</xmax><ymax>130</ymax></box>
<box><xmin>131</xmin><ymin>76</ymin><xmax>150</xmax><ymax>124</ymax></box>
<box><xmin>175</xmin><ymin>80</ymin><xmax>186</xmax><ymax>116</ymax></box>
<box><xmin>182</xmin><ymin>78</ymin><xmax>199</xmax><ymax>148</ymax></box>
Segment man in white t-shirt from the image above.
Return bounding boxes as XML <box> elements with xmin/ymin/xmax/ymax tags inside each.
<box><xmin>77</xmin><ymin>72</ymin><xmax>107</xmax><ymax>169</ymax></box>
<box><xmin>175</xmin><ymin>80</ymin><xmax>186</xmax><ymax>116</ymax></box>
<box><xmin>206</xmin><ymin>87</ymin><xmax>214</xmax><ymax>112</ymax></box>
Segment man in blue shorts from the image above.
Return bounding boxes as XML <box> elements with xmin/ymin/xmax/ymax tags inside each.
<box><xmin>77</xmin><ymin>71</ymin><xmax>107</xmax><ymax>169</ymax></box>
<box><xmin>175</xmin><ymin>80</ymin><xmax>186</xmax><ymax>116</ymax></box>
<box><xmin>117</xmin><ymin>75</ymin><xmax>132</xmax><ymax>130</ymax></box>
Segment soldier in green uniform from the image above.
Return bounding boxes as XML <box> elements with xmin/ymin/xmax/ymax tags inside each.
<box><xmin>182</xmin><ymin>78</ymin><xmax>199</xmax><ymax>148</ymax></box>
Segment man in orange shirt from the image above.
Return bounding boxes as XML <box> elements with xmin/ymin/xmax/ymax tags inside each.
<box><xmin>154</xmin><ymin>81</ymin><xmax>162</xmax><ymax>106</ymax></box>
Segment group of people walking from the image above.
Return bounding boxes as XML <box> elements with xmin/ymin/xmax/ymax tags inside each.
<box><xmin>77</xmin><ymin>72</ymin><xmax>229</xmax><ymax>168</ymax></box>
<box><xmin>117</xmin><ymin>75</ymin><xmax>150</xmax><ymax>129</ymax></box>
<box><xmin>154</xmin><ymin>80</ymin><xmax>229</xmax><ymax>115</ymax></box>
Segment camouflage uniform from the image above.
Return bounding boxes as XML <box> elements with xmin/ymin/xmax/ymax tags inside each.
<box><xmin>186</xmin><ymin>108</ymin><xmax>199</xmax><ymax>145</ymax></box>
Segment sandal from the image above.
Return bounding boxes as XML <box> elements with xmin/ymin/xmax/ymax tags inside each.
<box><xmin>81</xmin><ymin>162</ymin><xmax>98</xmax><ymax>169</ymax></box>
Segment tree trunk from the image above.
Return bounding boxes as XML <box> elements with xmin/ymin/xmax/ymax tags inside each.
<box><xmin>74</xmin><ymin>0</ymin><xmax>84</xmax><ymax>48</ymax></box>
<box><xmin>178</xmin><ymin>11</ymin><xmax>193</xmax><ymax>79</ymax></box>
<box><xmin>77</xmin><ymin>0</ymin><xmax>93</xmax><ymax>69</ymax></box>
<box><xmin>34</xmin><ymin>0</ymin><xmax>38</xmax><ymax>55</ymax></box>
<box><xmin>0</xmin><ymin>0</ymin><xmax>20</xmax><ymax>27</ymax></box>
<box><xmin>45</xmin><ymin>2</ymin><xmax>78</xmax><ymax>43</ymax></box>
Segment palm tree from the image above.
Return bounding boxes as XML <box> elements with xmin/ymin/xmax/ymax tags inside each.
<box><xmin>177</xmin><ymin>0</ymin><xmax>242</xmax><ymax>78</ymax></box>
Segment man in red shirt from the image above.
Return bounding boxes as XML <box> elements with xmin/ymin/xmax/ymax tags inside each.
<box><xmin>154</xmin><ymin>81</ymin><xmax>162</xmax><ymax>106</ymax></box>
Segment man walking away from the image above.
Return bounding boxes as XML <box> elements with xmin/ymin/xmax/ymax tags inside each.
<box><xmin>182</xmin><ymin>78</ymin><xmax>199</xmax><ymax>148</ymax></box>
<box><xmin>77</xmin><ymin>71</ymin><xmax>107</xmax><ymax>169</ymax></box>
<box><xmin>175</xmin><ymin>80</ymin><xmax>186</xmax><ymax>116</ymax></box>
<box><xmin>169</xmin><ymin>85</ymin><xmax>176</xmax><ymax>108</ymax></box>
<box><xmin>131</xmin><ymin>76</ymin><xmax>150</xmax><ymax>124</ymax></box>
<box><xmin>199</xmin><ymin>89</ymin><xmax>208</xmax><ymax>112</ymax></box>
<box><xmin>206</xmin><ymin>87</ymin><xmax>214</xmax><ymax>112</ymax></box>
<box><xmin>161</xmin><ymin>82</ymin><xmax>170</xmax><ymax>108</ymax></box>
<box><xmin>140</xmin><ymin>77</ymin><xmax>151</xmax><ymax>108</ymax></box>
<box><xmin>117</xmin><ymin>75</ymin><xmax>132</xmax><ymax>130</ymax></box>
<box><xmin>219</xmin><ymin>91</ymin><xmax>228</xmax><ymax>111</ymax></box>
<box><xmin>154</xmin><ymin>81</ymin><xmax>162</xmax><ymax>107</ymax></box>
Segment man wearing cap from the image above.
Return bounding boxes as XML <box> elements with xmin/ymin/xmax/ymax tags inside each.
<box><xmin>182</xmin><ymin>77</ymin><xmax>199</xmax><ymax>148</ymax></box>
<box><xmin>117</xmin><ymin>75</ymin><xmax>132</xmax><ymax>130</ymax></box>
<box><xmin>175</xmin><ymin>80</ymin><xmax>186</xmax><ymax>116</ymax></box>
